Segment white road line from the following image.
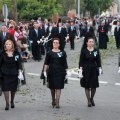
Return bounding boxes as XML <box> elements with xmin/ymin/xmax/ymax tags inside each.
<box><xmin>99</xmin><ymin>81</ymin><xmax>107</xmax><ymax>84</ymax></box>
<box><xmin>68</xmin><ymin>77</ymin><xmax>79</xmax><ymax>81</ymax></box>
<box><xmin>68</xmin><ymin>78</ymin><xmax>107</xmax><ymax>84</ymax></box>
<box><xmin>27</xmin><ymin>73</ymin><xmax>40</xmax><ymax>76</ymax></box>
<box><xmin>27</xmin><ymin>73</ymin><xmax>108</xmax><ymax>85</ymax></box>
<box><xmin>115</xmin><ymin>83</ymin><xmax>120</xmax><ymax>86</ymax></box>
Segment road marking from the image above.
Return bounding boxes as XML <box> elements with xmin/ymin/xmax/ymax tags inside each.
<box><xmin>68</xmin><ymin>78</ymin><xmax>107</xmax><ymax>84</ymax></box>
<box><xmin>68</xmin><ymin>77</ymin><xmax>79</xmax><ymax>81</ymax></box>
<box><xmin>115</xmin><ymin>83</ymin><xmax>120</xmax><ymax>86</ymax></box>
<box><xmin>99</xmin><ymin>81</ymin><xmax>107</xmax><ymax>84</ymax></box>
<box><xmin>27</xmin><ymin>73</ymin><xmax>108</xmax><ymax>85</ymax></box>
<box><xmin>27</xmin><ymin>73</ymin><xmax>40</xmax><ymax>76</ymax></box>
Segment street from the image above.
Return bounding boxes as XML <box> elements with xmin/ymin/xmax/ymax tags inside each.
<box><xmin>0</xmin><ymin>38</ymin><xmax>120</xmax><ymax>120</ymax></box>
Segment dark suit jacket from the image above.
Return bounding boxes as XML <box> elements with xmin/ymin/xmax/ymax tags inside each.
<box><xmin>68</xmin><ymin>26</ymin><xmax>77</xmax><ymax>38</ymax></box>
<box><xmin>39</xmin><ymin>27</ymin><xmax>45</xmax><ymax>37</ymax></box>
<box><xmin>46</xmin><ymin>27</ymin><xmax>55</xmax><ymax>39</ymax></box>
<box><xmin>114</xmin><ymin>27</ymin><xmax>120</xmax><ymax>40</ymax></box>
<box><xmin>31</xmin><ymin>29</ymin><xmax>42</xmax><ymax>45</ymax></box>
<box><xmin>58</xmin><ymin>27</ymin><xmax>67</xmax><ymax>40</ymax></box>
<box><xmin>0</xmin><ymin>32</ymin><xmax>9</xmax><ymax>51</ymax></box>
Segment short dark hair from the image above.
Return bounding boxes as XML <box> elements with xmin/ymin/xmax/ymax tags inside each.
<box><xmin>52</xmin><ymin>37</ymin><xmax>60</xmax><ymax>43</ymax></box>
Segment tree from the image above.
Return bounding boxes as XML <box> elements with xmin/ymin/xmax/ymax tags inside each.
<box><xmin>83</xmin><ymin>0</ymin><xmax>113</xmax><ymax>17</ymax></box>
<box><xmin>17</xmin><ymin>0</ymin><xmax>62</xmax><ymax>19</ymax></box>
<box><xmin>12</xmin><ymin>0</ymin><xmax>18</xmax><ymax>23</ymax></box>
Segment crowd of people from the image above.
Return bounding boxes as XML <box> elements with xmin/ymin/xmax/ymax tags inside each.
<box><xmin>0</xmin><ymin>16</ymin><xmax>120</xmax><ymax>110</ymax></box>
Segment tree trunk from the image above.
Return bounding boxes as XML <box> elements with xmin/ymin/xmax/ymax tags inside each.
<box><xmin>12</xmin><ymin>0</ymin><xmax>18</xmax><ymax>24</ymax></box>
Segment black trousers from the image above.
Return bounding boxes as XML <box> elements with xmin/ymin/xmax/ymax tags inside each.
<box><xmin>70</xmin><ymin>37</ymin><xmax>75</xmax><ymax>49</ymax></box>
<box><xmin>32</xmin><ymin>44</ymin><xmax>41</xmax><ymax>60</ymax></box>
<box><xmin>41</xmin><ymin>44</ymin><xmax>45</xmax><ymax>55</ymax></box>
<box><xmin>46</xmin><ymin>42</ymin><xmax>52</xmax><ymax>52</ymax></box>
<box><xmin>115</xmin><ymin>38</ymin><xmax>120</xmax><ymax>48</ymax></box>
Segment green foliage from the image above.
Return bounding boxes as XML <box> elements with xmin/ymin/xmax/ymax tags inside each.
<box><xmin>0</xmin><ymin>0</ymin><xmax>62</xmax><ymax>20</ymax></box>
<box><xmin>83</xmin><ymin>0</ymin><xmax>113</xmax><ymax>16</ymax></box>
<box><xmin>0</xmin><ymin>0</ymin><xmax>114</xmax><ymax>19</ymax></box>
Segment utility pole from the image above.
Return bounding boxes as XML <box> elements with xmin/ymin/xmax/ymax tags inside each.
<box><xmin>78</xmin><ymin>0</ymin><xmax>80</xmax><ymax>18</ymax></box>
<box><xmin>118</xmin><ymin>0</ymin><xmax>120</xmax><ymax>14</ymax></box>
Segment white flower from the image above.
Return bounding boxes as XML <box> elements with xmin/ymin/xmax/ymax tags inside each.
<box><xmin>57</xmin><ymin>52</ymin><xmax>63</xmax><ymax>57</ymax></box>
<box><xmin>15</xmin><ymin>55</ymin><xmax>19</xmax><ymax>61</ymax></box>
<box><xmin>93</xmin><ymin>51</ymin><xmax>97</xmax><ymax>57</ymax></box>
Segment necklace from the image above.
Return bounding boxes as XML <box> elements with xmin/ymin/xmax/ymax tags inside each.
<box><xmin>90</xmin><ymin>51</ymin><xmax>92</xmax><ymax>54</ymax></box>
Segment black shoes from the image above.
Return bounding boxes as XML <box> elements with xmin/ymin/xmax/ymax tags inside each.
<box><xmin>88</xmin><ymin>99</ymin><xmax>95</xmax><ymax>107</ymax></box>
<box><xmin>5</xmin><ymin>102</ymin><xmax>15</xmax><ymax>110</ymax></box>
<box><xmin>11</xmin><ymin>102</ymin><xmax>15</xmax><ymax>108</ymax></box>
<box><xmin>88</xmin><ymin>101</ymin><xmax>92</xmax><ymax>107</ymax></box>
<box><xmin>56</xmin><ymin>102</ymin><xmax>60</xmax><ymax>109</ymax></box>
<box><xmin>5</xmin><ymin>104</ymin><xmax>9</xmax><ymax>110</ymax></box>
<box><xmin>52</xmin><ymin>102</ymin><xmax>56</xmax><ymax>108</ymax></box>
<box><xmin>90</xmin><ymin>99</ymin><xmax>95</xmax><ymax>106</ymax></box>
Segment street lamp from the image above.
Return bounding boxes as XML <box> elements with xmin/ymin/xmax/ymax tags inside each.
<box><xmin>118</xmin><ymin>0</ymin><xmax>120</xmax><ymax>14</ymax></box>
<box><xmin>78</xmin><ymin>0</ymin><xmax>80</xmax><ymax>18</ymax></box>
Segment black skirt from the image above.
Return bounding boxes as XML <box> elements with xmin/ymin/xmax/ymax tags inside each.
<box><xmin>2</xmin><ymin>74</ymin><xmax>18</xmax><ymax>91</ymax></box>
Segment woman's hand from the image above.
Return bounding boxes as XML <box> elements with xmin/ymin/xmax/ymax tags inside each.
<box><xmin>43</xmin><ymin>71</ymin><xmax>47</xmax><ymax>78</ymax></box>
<box><xmin>78</xmin><ymin>69</ymin><xmax>83</xmax><ymax>78</ymax></box>
<box><xmin>99</xmin><ymin>67</ymin><xmax>103</xmax><ymax>75</ymax></box>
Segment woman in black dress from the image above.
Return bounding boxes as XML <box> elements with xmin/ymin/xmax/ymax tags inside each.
<box><xmin>79</xmin><ymin>37</ymin><xmax>102</xmax><ymax>107</ymax></box>
<box><xmin>44</xmin><ymin>38</ymin><xmax>68</xmax><ymax>108</ymax></box>
<box><xmin>0</xmin><ymin>40</ymin><xmax>22</xmax><ymax>110</ymax></box>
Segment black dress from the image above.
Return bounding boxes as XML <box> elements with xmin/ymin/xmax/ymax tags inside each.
<box><xmin>79</xmin><ymin>48</ymin><xmax>101</xmax><ymax>88</ymax></box>
<box><xmin>98</xmin><ymin>25</ymin><xmax>108</xmax><ymax>49</ymax></box>
<box><xmin>44</xmin><ymin>50</ymin><xmax>68</xmax><ymax>89</ymax></box>
<box><xmin>0</xmin><ymin>51</ymin><xmax>22</xmax><ymax>91</ymax></box>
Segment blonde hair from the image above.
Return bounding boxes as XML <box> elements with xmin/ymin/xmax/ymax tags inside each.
<box><xmin>4</xmin><ymin>40</ymin><xmax>15</xmax><ymax>51</ymax></box>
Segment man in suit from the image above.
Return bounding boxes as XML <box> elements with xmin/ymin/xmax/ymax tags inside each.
<box><xmin>68</xmin><ymin>21</ymin><xmax>77</xmax><ymax>50</ymax></box>
<box><xmin>45</xmin><ymin>22</ymin><xmax>54</xmax><ymax>52</ymax></box>
<box><xmin>114</xmin><ymin>21</ymin><xmax>120</xmax><ymax>49</ymax></box>
<box><xmin>31</xmin><ymin>23</ymin><xmax>42</xmax><ymax>61</ymax></box>
<box><xmin>0</xmin><ymin>25</ymin><xmax>8</xmax><ymax>51</ymax></box>
<box><xmin>58</xmin><ymin>22</ymin><xmax>67</xmax><ymax>50</ymax></box>
<box><xmin>38</xmin><ymin>23</ymin><xmax>45</xmax><ymax>55</ymax></box>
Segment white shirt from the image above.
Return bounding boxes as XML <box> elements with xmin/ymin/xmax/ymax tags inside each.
<box><xmin>3</xmin><ymin>32</ymin><xmax>6</xmax><ymax>38</ymax></box>
<box><xmin>59</xmin><ymin>27</ymin><xmax>61</xmax><ymax>33</ymax></box>
<box><xmin>49</xmin><ymin>26</ymin><xmax>52</xmax><ymax>32</ymax></box>
<box><xmin>35</xmin><ymin>29</ymin><xmax>38</xmax><ymax>36</ymax></box>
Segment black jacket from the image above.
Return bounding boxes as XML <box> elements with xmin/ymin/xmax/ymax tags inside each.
<box><xmin>31</xmin><ymin>29</ymin><xmax>42</xmax><ymax>45</ymax></box>
<box><xmin>68</xmin><ymin>26</ymin><xmax>77</xmax><ymax>38</ymax></box>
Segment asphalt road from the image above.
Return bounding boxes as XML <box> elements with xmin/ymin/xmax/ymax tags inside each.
<box><xmin>0</xmin><ymin>38</ymin><xmax>120</xmax><ymax>120</ymax></box>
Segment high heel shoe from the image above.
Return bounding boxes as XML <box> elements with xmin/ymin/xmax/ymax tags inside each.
<box><xmin>88</xmin><ymin>101</ymin><xmax>92</xmax><ymax>107</ymax></box>
<box><xmin>5</xmin><ymin>104</ymin><xmax>9</xmax><ymax>110</ymax></box>
<box><xmin>90</xmin><ymin>99</ymin><xmax>95</xmax><ymax>106</ymax></box>
<box><xmin>52</xmin><ymin>102</ymin><xmax>56</xmax><ymax>108</ymax></box>
<box><xmin>11</xmin><ymin>102</ymin><xmax>15</xmax><ymax>108</ymax></box>
<box><xmin>56</xmin><ymin>102</ymin><xmax>60</xmax><ymax>109</ymax></box>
